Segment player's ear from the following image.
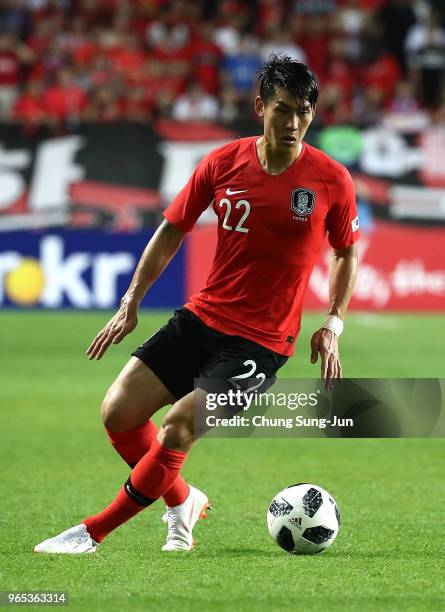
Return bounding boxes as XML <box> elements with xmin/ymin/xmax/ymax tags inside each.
<box><xmin>255</xmin><ymin>96</ymin><xmax>264</xmax><ymax>118</ymax></box>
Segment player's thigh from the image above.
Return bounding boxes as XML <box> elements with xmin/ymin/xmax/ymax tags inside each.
<box><xmin>101</xmin><ymin>356</ymin><xmax>176</xmax><ymax>432</ymax></box>
<box><xmin>160</xmin><ymin>339</ymin><xmax>288</xmax><ymax>445</ymax></box>
<box><xmin>132</xmin><ymin>307</ymin><xmax>207</xmax><ymax>400</ymax></box>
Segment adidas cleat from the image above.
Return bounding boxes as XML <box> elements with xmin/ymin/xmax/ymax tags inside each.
<box><xmin>162</xmin><ymin>485</ymin><xmax>210</xmax><ymax>551</ymax></box>
<box><xmin>34</xmin><ymin>524</ymin><xmax>98</xmax><ymax>554</ymax></box>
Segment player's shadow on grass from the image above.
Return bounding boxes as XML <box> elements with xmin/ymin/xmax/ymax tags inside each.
<box><xmin>332</xmin><ymin>550</ymin><xmax>444</xmax><ymax>560</ymax></box>
<box><xmin>216</xmin><ymin>547</ymin><xmax>284</xmax><ymax>558</ymax></box>
<box><xmin>218</xmin><ymin>548</ymin><xmax>445</xmax><ymax>560</ymax></box>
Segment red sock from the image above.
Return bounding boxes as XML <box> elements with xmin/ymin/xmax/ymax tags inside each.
<box><xmin>106</xmin><ymin>421</ymin><xmax>155</xmax><ymax>467</ymax></box>
<box><xmin>84</xmin><ymin>439</ymin><xmax>187</xmax><ymax>542</ymax></box>
<box><xmin>106</xmin><ymin>421</ymin><xmax>189</xmax><ymax>507</ymax></box>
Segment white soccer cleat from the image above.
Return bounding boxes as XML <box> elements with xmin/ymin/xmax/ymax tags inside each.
<box><xmin>34</xmin><ymin>524</ymin><xmax>98</xmax><ymax>554</ymax></box>
<box><xmin>162</xmin><ymin>485</ymin><xmax>210</xmax><ymax>551</ymax></box>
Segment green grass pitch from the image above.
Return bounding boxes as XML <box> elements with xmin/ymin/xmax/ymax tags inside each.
<box><xmin>1</xmin><ymin>311</ymin><xmax>444</xmax><ymax>611</ymax></box>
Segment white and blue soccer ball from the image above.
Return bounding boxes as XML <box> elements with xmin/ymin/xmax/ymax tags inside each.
<box><xmin>267</xmin><ymin>483</ymin><xmax>340</xmax><ymax>555</ymax></box>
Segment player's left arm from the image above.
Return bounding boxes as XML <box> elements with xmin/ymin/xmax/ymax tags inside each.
<box><xmin>310</xmin><ymin>244</ymin><xmax>358</xmax><ymax>388</ymax></box>
<box><xmin>311</xmin><ymin>165</ymin><xmax>359</xmax><ymax>389</ymax></box>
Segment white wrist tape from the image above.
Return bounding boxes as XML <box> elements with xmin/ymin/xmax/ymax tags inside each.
<box><xmin>322</xmin><ymin>315</ymin><xmax>344</xmax><ymax>336</ymax></box>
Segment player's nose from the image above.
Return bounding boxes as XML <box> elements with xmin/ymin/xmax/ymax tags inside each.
<box><xmin>286</xmin><ymin>114</ymin><xmax>299</xmax><ymax>131</ymax></box>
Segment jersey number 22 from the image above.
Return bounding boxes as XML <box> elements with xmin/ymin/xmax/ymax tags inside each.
<box><xmin>219</xmin><ymin>198</ymin><xmax>250</xmax><ymax>233</ymax></box>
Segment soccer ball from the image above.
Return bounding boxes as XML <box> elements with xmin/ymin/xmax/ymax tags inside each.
<box><xmin>267</xmin><ymin>483</ymin><xmax>340</xmax><ymax>555</ymax></box>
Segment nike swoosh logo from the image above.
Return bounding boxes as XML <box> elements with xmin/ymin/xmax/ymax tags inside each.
<box><xmin>226</xmin><ymin>187</ymin><xmax>248</xmax><ymax>195</ymax></box>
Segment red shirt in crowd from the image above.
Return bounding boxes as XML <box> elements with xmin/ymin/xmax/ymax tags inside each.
<box><xmin>323</xmin><ymin>58</ymin><xmax>357</xmax><ymax>101</ymax></box>
<box><xmin>189</xmin><ymin>36</ymin><xmax>222</xmax><ymax>95</ymax></box>
<box><xmin>164</xmin><ymin>136</ymin><xmax>360</xmax><ymax>356</ymax></box>
<box><xmin>71</xmin><ymin>40</ymin><xmax>96</xmax><ymax>67</ymax></box>
<box><xmin>0</xmin><ymin>52</ymin><xmax>20</xmax><ymax>86</ymax></box>
<box><xmin>43</xmin><ymin>84</ymin><xmax>87</xmax><ymax>119</ymax></box>
<box><xmin>13</xmin><ymin>91</ymin><xmax>44</xmax><ymax>122</ymax></box>
<box><xmin>361</xmin><ymin>53</ymin><xmax>401</xmax><ymax>101</ymax></box>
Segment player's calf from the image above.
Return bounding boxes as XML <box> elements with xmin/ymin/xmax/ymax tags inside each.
<box><xmin>158</xmin><ymin>394</ymin><xmax>198</xmax><ymax>452</ymax></box>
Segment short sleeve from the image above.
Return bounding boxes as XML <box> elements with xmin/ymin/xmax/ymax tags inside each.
<box><xmin>326</xmin><ymin>166</ymin><xmax>360</xmax><ymax>249</ymax></box>
<box><xmin>163</xmin><ymin>154</ymin><xmax>215</xmax><ymax>233</ymax></box>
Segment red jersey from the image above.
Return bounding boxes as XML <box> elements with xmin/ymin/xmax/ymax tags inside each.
<box><xmin>164</xmin><ymin>136</ymin><xmax>360</xmax><ymax>356</ymax></box>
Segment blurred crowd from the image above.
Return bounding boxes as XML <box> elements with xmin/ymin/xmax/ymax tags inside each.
<box><xmin>0</xmin><ymin>0</ymin><xmax>444</xmax><ymax>133</ymax></box>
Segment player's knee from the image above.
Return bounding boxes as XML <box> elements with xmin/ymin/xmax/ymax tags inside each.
<box><xmin>100</xmin><ymin>386</ymin><xmax>128</xmax><ymax>432</ymax></box>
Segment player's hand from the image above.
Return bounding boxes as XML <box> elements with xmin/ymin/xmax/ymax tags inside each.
<box><xmin>310</xmin><ymin>328</ymin><xmax>342</xmax><ymax>390</ymax></box>
<box><xmin>86</xmin><ymin>298</ymin><xmax>138</xmax><ymax>360</ymax></box>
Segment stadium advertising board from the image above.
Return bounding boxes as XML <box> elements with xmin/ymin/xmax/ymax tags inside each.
<box><xmin>0</xmin><ymin>123</ymin><xmax>231</xmax><ymax>232</ymax></box>
<box><xmin>0</xmin><ymin>230</ymin><xmax>184</xmax><ymax>309</ymax></box>
<box><xmin>305</xmin><ymin>222</ymin><xmax>445</xmax><ymax>311</ymax></box>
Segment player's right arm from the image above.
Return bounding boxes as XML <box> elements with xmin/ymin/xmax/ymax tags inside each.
<box><xmin>86</xmin><ymin>220</ymin><xmax>185</xmax><ymax>360</ymax></box>
<box><xmin>87</xmin><ymin>151</ymin><xmax>216</xmax><ymax>360</ymax></box>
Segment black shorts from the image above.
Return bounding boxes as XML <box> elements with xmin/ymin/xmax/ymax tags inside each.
<box><xmin>131</xmin><ymin>307</ymin><xmax>288</xmax><ymax>401</ymax></box>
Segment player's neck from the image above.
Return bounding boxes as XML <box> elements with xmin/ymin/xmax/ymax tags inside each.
<box><xmin>256</xmin><ymin>137</ymin><xmax>303</xmax><ymax>175</ymax></box>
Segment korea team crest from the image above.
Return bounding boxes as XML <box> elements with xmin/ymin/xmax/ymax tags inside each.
<box><xmin>291</xmin><ymin>188</ymin><xmax>316</xmax><ymax>217</ymax></box>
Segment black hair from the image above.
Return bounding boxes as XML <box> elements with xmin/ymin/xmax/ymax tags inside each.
<box><xmin>258</xmin><ymin>54</ymin><xmax>318</xmax><ymax>108</ymax></box>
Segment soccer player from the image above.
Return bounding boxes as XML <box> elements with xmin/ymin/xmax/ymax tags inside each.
<box><xmin>34</xmin><ymin>54</ymin><xmax>359</xmax><ymax>554</ymax></box>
